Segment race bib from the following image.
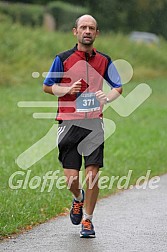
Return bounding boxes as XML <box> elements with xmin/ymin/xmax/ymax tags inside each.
<box><xmin>76</xmin><ymin>92</ymin><xmax>100</xmax><ymax>112</ymax></box>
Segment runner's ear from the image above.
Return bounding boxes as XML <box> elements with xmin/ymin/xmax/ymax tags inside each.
<box><xmin>73</xmin><ymin>28</ymin><xmax>77</xmax><ymax>36</ymax></box>
<box><xmin>96</xmin><ymin>29</ymin><xmax>99</xmax><ymax>37</ymax></box>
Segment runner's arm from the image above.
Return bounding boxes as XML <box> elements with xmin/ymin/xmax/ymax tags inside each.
<box><xmin>43</xmin><ymin>79</ymin><xmax>82</xmax><ymax>97</ymax></box>
<box><xmin>43</xmin><ymin>84</ymin><xmax>70</xmax><ymax>96</ymax></box>
<box><xmin>96</xmin><ymin>87</ymin><xmax>122</xmax><ymax>105</ymax></box>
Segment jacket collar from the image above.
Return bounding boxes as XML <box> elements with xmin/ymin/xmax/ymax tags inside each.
<box><xmin>73</xmin><ymin>44</ymin><xmax>96</xmax><ymax>59</ymax></box>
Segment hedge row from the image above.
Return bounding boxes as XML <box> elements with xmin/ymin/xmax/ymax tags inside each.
<box><xmin>0</xmin><ymin>1</ymin><xmax>88</xmax><ymax>30</ymax></box>
<box><xmin>0</xmin><ymin>1</ymin><xmax>44</xmax><ymax>26</ymax></box>
<box><xmin>46</xmin><ymin>1</ymin><xmax>87</xmax><ymax>31</ymax></box>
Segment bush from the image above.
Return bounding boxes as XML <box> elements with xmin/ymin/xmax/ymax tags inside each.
<box><xmin>0</xmin><ymin>1</ymin><xmax>44</xmax><ymax>26</ymax></box>
<box><xmin>0</xmin><ymin>12</ymin><xmax>12</xmax><ymax>23</ymax></box>
<box><xmin>46</xmin><ymin>1</ymin><xmax>88</xmax><ymax>31</ymax></box>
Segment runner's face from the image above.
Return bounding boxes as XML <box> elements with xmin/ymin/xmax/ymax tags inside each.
<box><xmin>73</xmin><ymin>18</ymin><xmax>98</xmax><ymax>46</ymax></box>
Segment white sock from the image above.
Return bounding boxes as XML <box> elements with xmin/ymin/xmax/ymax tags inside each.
<box><xmin>83</xmin><ymin>212</ymin><xmax>93</xmax><ymax>221</ymax></box>
<box><xmin>74</xmin><ymin>190</ymin><xmax>83</xmax><ymax>202</ymax></box>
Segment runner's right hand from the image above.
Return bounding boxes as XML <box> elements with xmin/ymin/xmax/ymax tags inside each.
<box><xmin>68</xmin><ymin>79</ymin><xmax>82</xmax><ymax>95</ymax></box>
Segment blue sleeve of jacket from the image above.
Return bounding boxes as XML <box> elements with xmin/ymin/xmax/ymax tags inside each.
<box><xmin>43</xmin><ymin>56</ymin><xmax>63</xmax><ymax>86</ymax></box>
<box><xmin>104</xmin><ymin>60</ymin><xmax>122</xmax><ymax>88</ymax></box>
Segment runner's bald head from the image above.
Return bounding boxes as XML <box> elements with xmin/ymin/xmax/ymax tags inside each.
<box><xmin>75</xmin><ymin>15</ymin><xmax>99</xmax><ymax>30</ymax></box>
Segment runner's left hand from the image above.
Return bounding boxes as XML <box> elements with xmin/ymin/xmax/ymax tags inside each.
<box><xmin>95</xmin><ymin>90</ymin><xmax>107</xmax><ymax>105</ymax></box>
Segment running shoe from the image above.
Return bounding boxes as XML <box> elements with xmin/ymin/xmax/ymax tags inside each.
<box><xmin>80</xmin><ymin>219</ymin><xmax>95</xmax><ymax>238</ymax></box>
<box><xmin>70</xmin><ymin>189</ymin><xmax>84</xmax><ymax>225</ymax></box>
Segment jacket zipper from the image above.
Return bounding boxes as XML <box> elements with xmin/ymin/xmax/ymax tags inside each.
<box><xmin>85</xmin><ymin>52</ymin><xmax>89</xmax><ymax>119</ymax></box>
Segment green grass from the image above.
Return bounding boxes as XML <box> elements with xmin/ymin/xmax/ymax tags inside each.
<box><xmin>1</xmin><ymin>21</ymin><xmax>167</xmax><ymax>88</ymax></box>
<box><xmin>0</xmin><ymin>21</ymin><xmax>167</xmax><ymax>237</ymax></box>
<box><xmin>101</xmin><ymin>78</ymin><xmax>167</xmax><ymax>196</ymax></box>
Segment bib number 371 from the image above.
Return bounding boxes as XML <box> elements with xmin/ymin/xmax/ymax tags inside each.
<box><xmin>83</xmin><ymin>98</ymin><xmax>95</xmax><ymax>107</ymax></box>
<box><xmin>76</xmin><ymin>92</ymin><xmax>100</xmax><ymax>112</ymax></box>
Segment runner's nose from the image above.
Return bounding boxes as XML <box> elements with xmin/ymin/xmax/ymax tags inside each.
<box><xmin>85</xmin><ymin>27</ymin><xmax>90</xmax><ymax>33</ymax></box>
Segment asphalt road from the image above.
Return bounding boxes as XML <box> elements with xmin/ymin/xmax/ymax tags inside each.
<box><xmin>1</xmin><ymin>174</ymin><xmax>167</xmax><ymax>252</ymax></box>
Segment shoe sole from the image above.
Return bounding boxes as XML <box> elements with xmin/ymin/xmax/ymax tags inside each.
<box><xmin>80</xmin><ymin>234</ymin><xmax>96</xmax><ymax>238</ymax></box>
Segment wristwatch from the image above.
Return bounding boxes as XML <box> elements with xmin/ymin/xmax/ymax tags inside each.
<box><xmin>106</xmin><ymin>97</ymin><xmax>110</xmax><ymax>104</ymax></box>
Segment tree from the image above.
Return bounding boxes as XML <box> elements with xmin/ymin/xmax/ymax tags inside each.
<box><xmin>2</xmin><ymin>0</ymin><xmax>167</xmax><ymax>38</ymax></box>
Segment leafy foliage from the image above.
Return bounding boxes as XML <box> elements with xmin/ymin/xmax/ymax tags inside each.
<box><xmin>88</xmin><ymin>0</ymin><xmax>167</xmax><ymax>38</ymax></box>
<box><xmin>0</xmin><ymin>1</ymin><xmax>44</xmax><ymax>26</ymax></box>
<box><xmin>46</xmin><ymin>1</ymin><xmax>87</xmax><ymax>31</ymax></box>
<box><xmin>0</xmin><ymin>0</ymin><xmax>167</xmax><ymax>37</ymax></box>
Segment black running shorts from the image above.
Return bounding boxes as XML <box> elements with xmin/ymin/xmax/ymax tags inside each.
<box><xmin>57</xmin><ymin>118</ymin><xmax>104</xmax><ymax>170</ymax></box>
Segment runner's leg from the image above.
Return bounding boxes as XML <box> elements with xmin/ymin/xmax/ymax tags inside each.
<box><xmin>64</xmin><ymin>169</ymin><xmax>80</xmax><ymax>197</ymax></box>
<box><xmin>84</xmin><ymin>165</ymin><xmax>99</xmax><ymax>215</ymax></box>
